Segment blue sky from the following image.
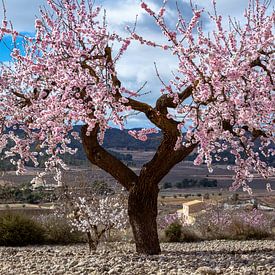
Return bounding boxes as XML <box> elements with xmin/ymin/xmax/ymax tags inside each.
<box><xmin>0</xmin><ymin>0</ymin><xmax>268</xmax><ymax>128</ymax></box>
<box><xmin>0</xmin><ymin>36</ymin><xmax>14</xmax><ymax>61</ymax></box>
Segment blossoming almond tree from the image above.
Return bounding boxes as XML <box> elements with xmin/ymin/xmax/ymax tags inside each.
<box><xmin>57</xmin><ymin>182</ymin><xmax>128</xmax><ymax>251</ymax></box>
<box><xmin>0</xmin><ymin>0</ymin><xmax>274</xmax><ymax>254</ymax></box>
<box><xmin>68</xmin><ymin>194</ymin><xmax>128</xmax><ymax>251</ymax></box>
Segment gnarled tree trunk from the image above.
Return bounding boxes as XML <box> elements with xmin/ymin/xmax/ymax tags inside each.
<box><xmin>128</xmin><ymin>183</ymin><xmax>160</xmax><ymax>254</ymax></box>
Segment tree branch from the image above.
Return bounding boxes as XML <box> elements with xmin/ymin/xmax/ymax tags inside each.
<box><xmin>81</xmin><ymin>125</ymin><xmax>138</xmax><ymax>191</ymax></box>
<box><xmin>155</xmin><ymin>84</ymin><xmax>194</xmax><ymax>114</ymax></box>
<box><xmin>222</xmin><ymin>120</ymin><xmax>267</xmax><ymax>141</ymax></box>
<box><xmin>139</xmin><ymin>133</ymin><xmax>197</xmax><ymax>186</ymax></box>
<box><xmin>251</xmin><ymin>57</ymin><xmax>274</xmax><ymax>85</ymax></box>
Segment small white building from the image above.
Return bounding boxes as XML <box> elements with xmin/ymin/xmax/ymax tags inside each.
<box><xmin>177</xmin><ymin>199</ymin><xmax>206</xmax><ymax>224</ymax></box>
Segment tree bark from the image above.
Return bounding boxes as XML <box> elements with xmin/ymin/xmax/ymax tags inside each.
<box><xmin>128</xmin><ymin>183</ymin><xmax>161</xmax><ymax>255</ymax></box>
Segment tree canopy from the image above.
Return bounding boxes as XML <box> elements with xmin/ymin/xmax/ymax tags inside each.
<box><xmin>1</xmin><ymin>0</ymin><xmax>273</xmax><ymax>192</ymax></box>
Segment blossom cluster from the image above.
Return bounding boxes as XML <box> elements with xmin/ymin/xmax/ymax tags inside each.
<box><xmin>0</xmin><ymin>0</ymin><xmax>133</xmax><ymax>183</ymax></box>
<box><xmin>137</xmin><ymin>0</ymin><xmax>275</xmax><ymax>192</ymax></box>
<box><xmin>128</xmin><ymin>128</ymin><xmax>159</xmax><ymax>141</ymax></box>
<box><xmin>70</xmin><ymin>194</ymin><xmax>128</xmax><ymax>233</ymax></box>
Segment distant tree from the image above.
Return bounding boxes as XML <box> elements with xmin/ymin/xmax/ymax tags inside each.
<box><xmin>177</xmin><ymin>179</ymin><xmax>198</xmax><ymax>188</ymax></box>
<box><xmin>175</xmin><ymin>181</ymin><xmax>183</xmax><ymax>189</ymax></box>
<box><xmin>231</xmin><ymin>193</ymin><xmax>239</xmax><ymax>203</ymax></box>
<box><xmin>163</xmin><ymin>182</ymin><xmax>172</xmax><ymax>189</ymax></box>
<box><xmin>0</xmin><ymin>0</ymin><xmax>273</xmax><ymax>254</ymax></box>
<box><xmin>252</xmin><ymin>198</ymin><xmax>258</xmax><ymax>209</ymax></box>
<box><xmin>203</xmin><ymin>193</ymin><xmax>210</xmax><ymax>200</ymax></box>
<box><xmin>199</xmin><ymin>178</ymin><xmax>218</xmax><ymax>188</ymax></box>
<box><xmin>73</xmin><ymin>195</ymin><xmax>128</xmax><ymax>251</ymax></box>
<box><xmin>60</xmin><ymin>190</ymin><xmax>128</xmax><ymax>251</ymax></box>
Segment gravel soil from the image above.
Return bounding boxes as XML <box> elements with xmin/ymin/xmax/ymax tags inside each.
<box><xmin>0</xmin><ymin>240</ymin><xmax>274</xmax><ymax>275</ymax></box>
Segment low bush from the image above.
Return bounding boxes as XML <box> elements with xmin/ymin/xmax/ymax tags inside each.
<box><xmin>0</xmin><ymin>212</ymin><xmax>86</xmax><ymax>246</ymax></box>
<box><xmin>165</xmin><ymin>222</ymin><xmax>182</xmax><ymax>242</ymax></box>
<box><xmin>180</xmin><ymin>226</ymin><xmax>200</xmax><ymax>242</ymax></box>
<box><xmin>203</xmin><ymin>193</ymin><xmax>210</xmax><ymax>200</ymax></box>
<box><xmin>0</xmin><ymin>212</ymin><xmax>45</xmax><ymax>246</ymax></box>
<box><xmin>164</xmin><ymin>222</ymin><xmax>200</xmax><ymax>242</ymax></box>
<box><xmin>159</xmin><ymin>213</ymin><xmax>201</xmax><ymax>242</ymax></box>
<box><xmin>36</xmin><ymin>215</ymin><xmax>85</xmax><ymax>245</ymax></box>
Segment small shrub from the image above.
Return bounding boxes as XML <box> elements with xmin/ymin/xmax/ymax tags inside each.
<box><xmin>173</xmin><ymin>195</ymin><xmax>177</xmax><ymax>199</ymax></box>
<box><xmin>181</xmin><ymin>226</ymin><xmax>200</xmax><ymax>242</ymax></box>
<box><xmin>230</xmin><ymin>193</ymin><xmax>239</xmax><ymax>202</ymax></box>
<box><xmin>0</xmin><ymin>212</ymin><xmax>45</xmax><ymax>246</ymax></box>
<box><xmin>165</xmin><ymin>222</ymin><xmax>182</xmax><ymax>242</ymax></box>
<box><xmin>203</xmin><ymin>193</ymin><xmax>210</xmax><ymax>200</ymax></box>
<box><xmin>37</xmin><ymin>215</ymin><xmax>85</xmax><ymax>244</ymax></box>
<box><xmin>159</xmin><ymin>214</ymin><xmax>206</xmax><ymax>243</ymax></box>
<box><xmin>163</xmin><ymin>182</ymin><xmax>172</xmax><ymax>189</ymax></box>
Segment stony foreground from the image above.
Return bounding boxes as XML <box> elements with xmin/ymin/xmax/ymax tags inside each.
<box><xmin>0</xmin><ymin>240</ymin><xmax>274</xmax><ymax>275</ymax></box>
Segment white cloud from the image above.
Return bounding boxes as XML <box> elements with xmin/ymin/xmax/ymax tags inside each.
<box><xmin>102</xmin><ymin>0</ymin><xmax>152</xmax><ymax>26</ymax></box>
<box><xmin>184</xmin><ymin>0</ymin><xmax>273</xmax><ymax>24</ymax></box>
<box><xmin>183</xmin><ymin>0</ymin><xmax>249</xmax><ymax>16</ymax></box>
<box><xmin>0</xmin><ymin>0</ymin><xmax>46</xmax><ymax>32</ymax></box>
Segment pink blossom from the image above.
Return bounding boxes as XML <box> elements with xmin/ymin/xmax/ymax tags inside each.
<box><xmin>0</xmin><ymin>0</ymin><xmax>273</xmax><ymax>193</ymax></box>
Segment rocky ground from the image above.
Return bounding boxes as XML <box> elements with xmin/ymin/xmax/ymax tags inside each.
<box><xmin>0</xmin><ymin>240</ymin><xmax>274</xmax><ymax>275</ymax></box>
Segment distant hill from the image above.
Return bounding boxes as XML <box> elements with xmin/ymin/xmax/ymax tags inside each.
<box><xmin>64</xmin><ymin>126</ymin><xmax>162</xmax><ymax>166</ymax></box>
<box><xmin>103</xmin><ymin>128</ymin><xmax>162</xmax><ymax>150</ymax></box>
<box><xmin>69</xmin><ymin>125</ymin><xmax>162</xmax><ymax>151</ymax></box>
<box><xmin>0</xmin><ymin>126</ymin><xmax>274</xmax><ymax>170</ymax></box>
<box><xmin>70</xmin><ymin>126</ymin><xmax>274</xmax><ymax>166</ymax></box>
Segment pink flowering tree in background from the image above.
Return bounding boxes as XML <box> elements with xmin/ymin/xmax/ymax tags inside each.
<box><xmin>0</xmin><ymin>0</ymin><xmax>274</xmax><ymax>254</ymax></box>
